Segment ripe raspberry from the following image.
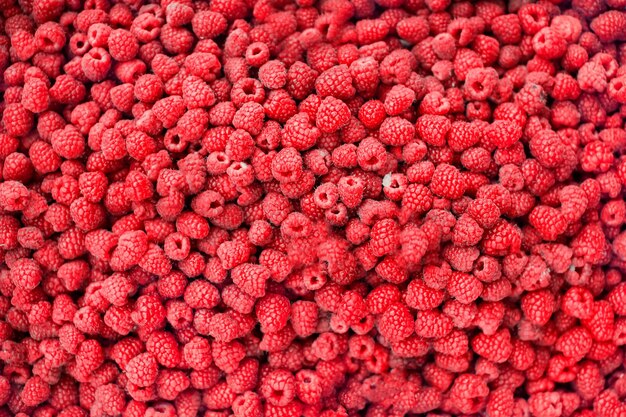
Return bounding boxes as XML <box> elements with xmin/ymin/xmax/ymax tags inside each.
<box><xmin>231</xmin><ymin>263</ymin><xmax>270</xmax><ymax>298</ymax></box>
<box><xmin>316</xmin><ymin>96</ymin><xmax>351</xmax><ymax>133</ymax></box>
<box><xmin>472</xmin><ymin>328</ymin><xmax>513</xmax><ymax>363</ymax></box>
<box><xmin>356</xmin><ymin>19</ymin><xmax>390</xmax><ymax>45</ymax></box>
<box><xmin>2</xmin><ymin>103</ymin><xmax>34</xmax><ymax>137</ymax></box>
<box><xmin>286</xmin><ymin>61</ymin><xmax>318</xmax><ymax>100</ymax></box>
<box><xmin>22</xmin><ymin>77</ymin><xmax>49</xmax><ymax>114</ymax></box>
<box><xmin>532</xmin><ymin>28</ymin><xmax>567</xmax><ymax>60</ymax></box>
<box><xmin>430</xmin><ymin>164</ymin><xmax>466</xmax><ymax>200</ymax></box>
<box><xmin>379</xmin><ymin>116</ymin><xmax>415</xmax><ymax>146</ymax></box>
<box><xmin>446</xmin><ymin>272</ymin><xmax>483</xmax><ymax>304</ymax></box>
<box><xmin>81</xmin><ymin>48</ymin><xmax>112</xmax><ymax>82</ymax></box>
<box><xmin>110</xmin><ymin>231</ymin><xmax>148</xmax><ymax>272</ymax></box>
<box><xmin>396</xmin><ymin>17</ymin><xmax>429</xmax><ymax>44</ymax></box>
<box><xmin>485</xmin><ymin>120</ymin><xmax>523</xmax><ymax>150</ymax></box>
<box><xmin>528</xmin><ymin>206</ymin><xmax>568</xmax><ymax>241</ymax></box>
<box><xmin>21</xmin><ymin>376</ymin><xmax>51</xmax><ymax>407</ymax></box>
<box><xmin>32</xmin><ymin>0</ymin><xmax>65</xmax><ymax>23</ymax></box>
<box><xmin>378</xmin><ymin>302</ymin><xmax>414</xmax><ymax>343</ymax></box>
<box><xmin>590</xmin><ymin>11</ymin><xmax>626</xmax><ymax>43</ymax></box>
<box><xmin>125</xmin><ymin>353</ymin><xmax>158</xmax><ymax>387</ymax></box>
<box><xmin>10</xmin><ymin>258</ymin><xmax>43</xmax><ymax>290</ymax></box>
<box><xmin>281</xmin><ymin>113</ymin><xmax>320</xmax><ymax>151</ymax></box>
<box><xmin>315</xmin><ymin>65</ymin><xmax>356</xmax><ymax>100</ymax></box>
<box><xmin>258</xmin><ymin>60</ymin><xmax>287</xmax><ymax>90</ymax></box>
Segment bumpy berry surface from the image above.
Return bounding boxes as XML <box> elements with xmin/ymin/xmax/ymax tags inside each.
<box><xmin>1</xmin><ymin>0</ymin><xmax>626</xmax><ymax>416</ymax></box>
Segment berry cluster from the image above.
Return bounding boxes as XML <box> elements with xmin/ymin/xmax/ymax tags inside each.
<box><xmin>1</xmin><ymin>0</ymin><xmax>626</xmax><ymax>416</ymax></box>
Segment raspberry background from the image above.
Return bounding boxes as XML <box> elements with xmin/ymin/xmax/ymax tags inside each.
<box><xmin>1</xmin><ymin>0</ymin><xmax>626</xmax><ymax>416</ymax></box>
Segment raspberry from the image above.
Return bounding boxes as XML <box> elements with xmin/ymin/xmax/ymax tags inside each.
<box><xmin>0</xmin><ymin>0</ymin><xmax>625</xmax><ymax>414</ymax></box>
<box><xmin>375</xmin><ymin>302</ymin><xmax>414</xmax><ymax>342</ymax></box>
<box><xmin>528</xmin><ymin>206</ymin><xmax>568</xmax><ymax>241</ymax></box>
<box><xmin>21</xmin><ymin>376</ymin><xmax>51</xmax><ymax>406</ymax></box>
<box><xmin>396</xmin><ymin>17</ymin><xmax>429</xmax><ymax>44</ymax></box>
<box><xmin>350</xmin><ymin>57</ymin><xmax>379</xmax><ymax>96</ymax></box>
<box><xmin>22</xmin><ymin>77</ymin><xmax>49</xmax><ymax>114</ymax></box>
<box><xmin>446</xmin><ymin>272</ymin><xmax>483</xmax><ymax>304</ymax></box>
<box><xmin>125</xmin><ymin>353</ymin><xmax>158</xmax><ymax>387</ymax></box>
<box><xmin>81</xmin><ymin>48</ymin><xmax>112</xmax><ymax>82</ymax></box>
<box><xmin>379</xmin><ymin>116</ymin><xmax>415</xmax><ymax>146</ymax></box>
<box><xmin>283</xmin><ymin>113</ymin><xmax>320</xmax><ymax>151</ymax></box>
<box><xmin>226</xmin><ymin>105</ymin><xmax>260</xmax><ymax>138</ymax></box>
<box><xmin>2</xmin><ymin>103</ymin><xmax>34</xmax><ymax>137</ymax></box>
<box><xmin>590</xmin><ymin>11</ymin><xmax>626</xmax><ymax>43</ymax></box>
<box><xmin>448</xmin><ymin>121</ymin><xmax>480</xmax><ymax>152</ymax></box>
<box><xmin>110</xmin><ymin>231</ymin><xmax>148</xmax><ymax>271</ymax></box>
<box><xmin>356</xmin><ymin>137</ymin><xmax>386</xmax><ymax>172</ymax></box>
<box><xmin>472</xmin><ymin>327</ymin><xmax>513</xmax><ymax>363</ymax></box>
<box><xmin>315</xmin><ymin>64</ymin><xmax>356</xmax><ymax>100</ymax></box>
<box><xmin>258</xmin><ymin>60</ymin><xmax>287</xmax><ymax>90</ymax></box>
<box><xmin>10</xmin><ymin>258</ymin><xmax>43</xmax><ymax>290</ymax></box>
<box><xmin>191</xmin><ymin>10</ymin><xmax>228</xmax><ymax>39</ymax></box>
<box><xmin>316</xmin><ymin>96</ymin><xmax>351</xmax><ymax>133</ymax></box>
<box><xmin>430</xmin><ymin>164</ymin><xmax>466</xmax><ymax>200</ymax></box>
<box><xmin>532</xmin><ymin>28</ymin><xmax>567</xmax><ymax>60</ymax></box>
<box><xmin>231</xmin><ymin>263</ymin><xmax>270</xmax><ymax>298</ymax></box>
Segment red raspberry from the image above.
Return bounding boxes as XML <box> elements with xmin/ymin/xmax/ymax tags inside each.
<box><xmin>22</xmin><ymin>77</ymin><xmax>49</xmax><ymax>114</ymax></box>
<box><xmin>146</xmin><ymin>331</ymin><xmax>181</xmax><ymax>369</ymax></box>
<box><xmin>528</xmin><ymin>206</ymin><xmax>568</xmax><ymax>241</ymax></box>
<box><xmin>11</xmin><ymin>30</ymin><xmax>38</xmax><ymax>62</ymax></box>
<box><xmin>258</xmin><ymin>60</ymin><xmax>287</xmax><ymax>90</ymax></box>
<box><xmin>21</xmin><ymin>376</ymin><xmax>51</xmax><ymax>406</ymax></box>
<box><xmin>532</xmin><ymin>28</ymin><xmax>567</xmax><ymax>60</ymax></box>
<box><xmin>355</xmin><ymin>19</ymin><xmax>390</xmax><ymax>45</ymax></box>
<box><xmin>291</xmin><ymin>301</ymin><xmax>318</xmax><ymax>337</ymax></box>
<box><xmin>358</xmin><ymin>100</ymin><xmax>385</xmax><ymax>129</ymax></box>
<box><xmin>192</xmin><ymin>11</ymin><xmax>228</xmax><ymax>39</ymax></box>
<box><xmin>254</xmin><ymin>293</ymin><xmax>289</xmax><ymax>334</ymax></box>
<box><xmin>521</xmin><ymin>289</ymin><xmax>555</xmax><ymax>326</ymax></box>
<box><xmin>32</xmin><ymin>0</ymin><xmax>65</xmax><ymax>23</ymax></box>
<box><xmin>316</xmin><ymin>96</ymin><xmax>350</xmax><ymax>133</ymax></box>
<box><xmin>49</xmin><ymin>75</ymin><xmax>87</xmax><ymax>105</ymax></box>
<box><xmin>430</xmin><ymin>164</ymin><xmax>466</xmax><ymax>200</ymax></box>
<box><xmin>380</xmin><ymin>49</ymin><xmax>415</xmax><ymax>84</ymax></box>
<box><xmin>231</xmin><ymin>263</ymin><xmax>270</xmax><ymax>298</ymax></box>
<box><xmin>125</xmin><ymin>353</ymin><xmax>158</xmax><ymax>387</ymax></box>
<box><xmin>286</xmin><ymin>62</ymin><xmax>318</xmax><ymax>100</ymax></box>
<box><xmin>233</xmin><ymin>102</ymin><xmax>265</xmax><ymax>136</ymax></box>
<box><xmin>473</xmin><ymin>327</ymin><xmax>513</xmax><ymax>363</ymax></box>
<box><xmin>396</xmin><ymin>17</ymin><xmax>429</xmax><ymax>44</ymax></box>
<box><xmin>156</xmin><ymin>369</ymin><xmax>190</xmax><ymax>401</ymax></box>
<box><xmin>378</xmin><ymin>302</ymin><xmax>414</xmax><ymax>342</ymax></box>
<box><xmin>10</xmin><ymin>258</ymin><xmax>43</xmax><ymax>290</ymax></box>
<box><xmin>356</xmin><ymin>137</ymin><xmax>386</xmax><ymax>172</ymax></box>
<box><xmin>446</xmin><ymin>272</ymin><xmax>483</xmax><ymax>304</ymax></box>
<box><xmin>2</xmin><ymin>103</ymin><xmax>34</xmax><ymax>137</ymax></box>
<box><xmin>283</xmin><ymin>113</ymin><xmax>320</xmax><ymax>151</ymax></box>
<box><xmin>590</xmin><ymin>11</ymin><xmax>626</xmax><ymax>43</ymax></box>
<box><xmin>0</xmin><ymin>180</ymin><xmax>29</xmax><ymax>212</ymax></box>
<box><xmin>81</xmin><ymin>48</ymin><xmax>112</xmax><ymax>82</ymax></box>
<box><xmin>447</xmin><ymin>121</ymin><xmax>480</xmax><ymax>152</ymax></box>
<box><xmin>182</xmin><ymin>336</ymin><xmax>212</xmax><ymax>372</ymax></box>
<box><xmin>131</xmin><ymin>294</ymin><xmax>166</xmax><ymax>330</ymax></box>
<box><xmin>350</xmin><ymin>57</ymin><xmax>379</xmax><ymax>96</ymax></box>
<box><xmin>315</xmin><ymin>64</ymin><xmax>356</xmax><ymax>100</ymax></box>
<box><xmin>379</xmin><ymin>116</ymin><xmax>415</xmax><ymax>146</ymax></box>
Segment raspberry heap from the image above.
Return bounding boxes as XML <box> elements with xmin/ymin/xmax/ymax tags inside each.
<box><xmin>2</xmin><ymin>0</ymin><xmax>626</xmax><ymax>416</ymax></box>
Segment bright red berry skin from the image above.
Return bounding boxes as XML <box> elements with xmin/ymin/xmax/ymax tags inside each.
<box><xmin>0</xmin><ymin>0</ymin><xmax>625</xmax><ymax>415</ymax></box>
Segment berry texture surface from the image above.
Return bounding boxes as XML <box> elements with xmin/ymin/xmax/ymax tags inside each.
<box><xmin>0</xmin><ymin>0</ymin><xmax>626</xmax><ymax>417</ymax></box>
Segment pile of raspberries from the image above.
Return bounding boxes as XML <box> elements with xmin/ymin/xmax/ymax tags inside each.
<box><xmin>3</xmin><ymin>0</ymin><xmax>626</xmax><ymax>415</ymax></box>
